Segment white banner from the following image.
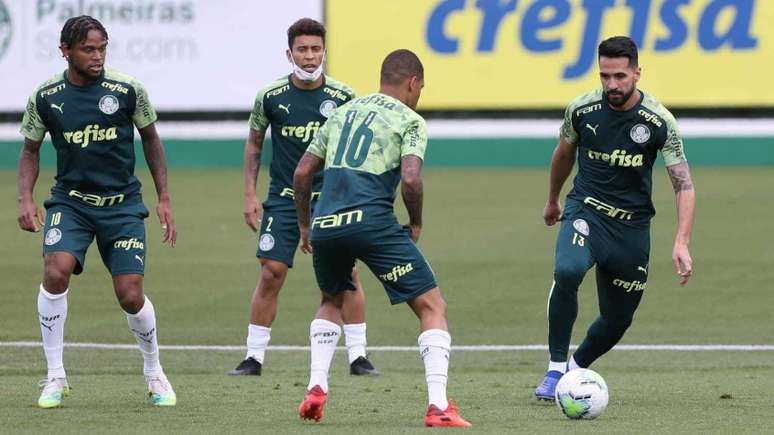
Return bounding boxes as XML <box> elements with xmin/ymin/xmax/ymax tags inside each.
<box><xmin>0</xmin><ymin>0</ymin><xmax>322</xmax><ymax>111</ymax></box>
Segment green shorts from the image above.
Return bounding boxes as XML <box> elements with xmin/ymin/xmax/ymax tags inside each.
<box><xmin>42</xmin><ymin>195</ymin><xmax>149</xmax><ymax>276</ymax></box>
<box><xmin>255</xmin><ymin>201</ymin><xmax>311</xmax><ymax>268</ymax></box>
<box><xmin>556</xmin><ymin>199</ymin><xmax>651</xmax><ymax>291</ymax></box>
<box><xmin>311</xmin><ymin>223</ymin><xmax>437</xmax><ymax>304</ymax></box>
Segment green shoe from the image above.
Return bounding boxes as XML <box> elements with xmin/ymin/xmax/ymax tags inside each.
<box><xmin>146</xmin><ymin>374</ymin><xmax>176</xmax><ymax>406</ymax></box>
<box><xmin>38</xmin><ymin>378</ymin><xmax>70</xmax><ymax>408</ymax></box>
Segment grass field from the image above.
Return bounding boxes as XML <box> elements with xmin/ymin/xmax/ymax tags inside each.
<box><xmin>1</xmin><ymin>167</ymin><xmax>773</xmax><ymax>433</ymax></box>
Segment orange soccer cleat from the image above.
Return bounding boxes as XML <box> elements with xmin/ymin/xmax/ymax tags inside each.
<box><xmin>424</xmin><ymin>399</ymin><xmax>472</xmax><ymax>428</ymax></box>
<box><xmin>298</xmin><ymin>385</ymin><xmax>327</xmax><ymax>423</ymax></box>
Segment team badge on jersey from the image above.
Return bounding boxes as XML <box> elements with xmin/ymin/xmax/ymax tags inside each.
<box><xmin>572</xmin><ymin>219</ymin><xmax>590</xmax><ymax>236</ymax></box>
<box><xmin>44</xmin><ymin>228</ymin><xmax>62</xmax><ymax>245</ymax></box>
<box><xmin>98</xmin><ymin>95</ymin><xmax>120</xmax><ymax>115</ymax></box>
<box><xmin>319</xmin><ymin>99</ymin><xmax>337</xmax><ymax>118</ymax></box>
<box><xmin>259</xmin><ymin>233</ymin><xmax>275</xmax><ymax>251</ymax></box>
<box><xmin>629</xmin><ymin>124</ymin><xmax>651</xmax><ymax>144</ymax></box>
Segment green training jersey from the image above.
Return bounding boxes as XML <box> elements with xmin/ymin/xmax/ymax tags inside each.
<box><xmin>248</xmin><ymin>74</ymin><xmax>355</xmax><ymax>204</ymax></box>
<box><xmin>306</xmin><ymin>93</ymin><xmax>428</xmax><ymax>239</ymax></box>
<box><xmin>20</xmin><ymin>67</ymin><xmax>157</xmax><ymax>198</ymax></box>
<box><xmin>560</xmin><ymin>88</ymin><xmax>686</xmax><ymax>225</ymax></box>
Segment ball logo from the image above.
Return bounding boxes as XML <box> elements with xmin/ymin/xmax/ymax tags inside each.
<box><xmin>259</xmin><ymin>233</ymin><xmax>275</xmax><ymax>251</ymax></box>
<box><xmin>0</xmin><ymin>0</ymin><xmax>11</xmax><ymax>62</ymax></box>
<box><xmin>44</xmin><ymin>228</ymin><xmax>62</xmax><ymax>246</ymax></box>
<box><xmin>630</xmin><ymin>123</ymin><xmax>650</xmax><ymax>144</ymax></box>
<box><xmin>319</xmin><ymin>99</ymin><xmax>337</xmax><ymax>118</ymax></box>
<box><xmin>572</xmin><ymin>219</ymin><xmax>589</xmax><ymax>236</ymax></box>
<box><xmin>99</xmin><ymin>95</ymin><xmax>120</xmax><ymax>115</ymax></box>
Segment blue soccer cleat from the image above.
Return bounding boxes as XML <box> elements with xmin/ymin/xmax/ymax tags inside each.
<box><xmin>534</xmin><ymin>370</ymin><xmax>563</xmax><ymax>402</ymax></box>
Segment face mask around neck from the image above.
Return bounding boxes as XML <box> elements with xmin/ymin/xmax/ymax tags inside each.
<box><xmin>289</xmin><ymin>51</ymin><xmax>325</xmax><ymax>83</ymax></box>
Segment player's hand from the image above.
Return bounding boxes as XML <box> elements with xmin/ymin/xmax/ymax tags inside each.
<box><xmin>17</xmin><ymin>197</ymin><xmax>44</xmax><ymax>232</ymax></box>
<box><xmin>672</xmin><ymin>242</ymin><xmax>692</xmax><ymax>285</ymax></box>
<box><xmin>156</xmin><ymin>197</ymin><xmax>177</xmax><ymax>247</ymax></box>
<box><xmin>299</xmin><ymin>225</ymin><xmax>312</xmax><ymax>254</ymax></box>
<box><xmin>407</xmin><ymin>224</ymin><xmax>422</xmax><ymax>243</ymax></box>
<box><xmin>244</xmin><ymin>196</ymin><xmax>263</xmax><ymax>232</ymax></box>
<box><xmin>543</xmin><ymin>200</ymin><xmax>562</xmax><ymax>226</ymax></box>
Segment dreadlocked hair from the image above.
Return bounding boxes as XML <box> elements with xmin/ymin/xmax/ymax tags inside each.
<box><xmin>60</xmin><ymin>15</ymin><xmax>108</xmax><ymax>47</ymax></box>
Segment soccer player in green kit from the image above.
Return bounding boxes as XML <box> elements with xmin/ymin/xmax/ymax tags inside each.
<box><xmin>294</xmin><ymin>49</ymin><xmax>471</xmax><ymax>427</ymax></box>
<box><xmin>229</xmin><ymin>18</ymin><xmax>377</xmax><ymax>377</ymax></box>
<box><xmin>17</xmin><ymin>16</ymin><xmax>177</xmax><ymax>408</ymax></box>
<box><xmin>534</xmin><ymin>36</ymin><xmax>696</xmax><ymax>401</ymax></box>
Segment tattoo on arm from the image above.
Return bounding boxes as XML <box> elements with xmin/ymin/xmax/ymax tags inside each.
<box><xmin>667</xmin><ymin>162</ymin><xmax>694</xmax><ymax>193</ymax></box>
<box><xmin>401</xmin><ymin>155</ymin><xmax>423</xmax><ymax>227</ymax></box>
<box><xmin>244</xmin><ymin>128</ymin><xmax>265</xmax><ymax>194</ymax></box>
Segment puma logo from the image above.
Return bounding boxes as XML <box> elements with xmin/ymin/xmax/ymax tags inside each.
<box><xmin>40</xmin><ymin>322</ymin><xmax>54</xmax><ymax>332</ymax></box>
<box><xmin>278</xmin><ymin>104</ymin><xmax>291</xmax><ymax>114</ymax></box>
<box><xmin>135</xmin><ymin>255</ymin><xmax>144</xmax><ymax>265</ymax></box>
<box><xmin>586</xmin><ymin>123</ymin><xmax>599</xmax><ymax>135</ymax></box>
<box><xmin>51</xmin><ymin>103</ymin><xmax>64</xmax><ymax>114</ymax></box>
<box><xmin>132</xmin><ymin>328</ymin><xmax>155</xmax><ymax>343</ymax></box>
<box><xmin>638</xmin><ymin>266</ymin><xmax>648</xmax><ymax>274</ymax></box>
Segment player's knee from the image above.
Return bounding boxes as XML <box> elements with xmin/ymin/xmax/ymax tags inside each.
<box><xmin>259</xmin><ymin>261</ymin><xmax>287</xmax><ymax>290</ymax></box>
<box><xmin>554</xmin><ymin>263</ymin><xmax>586</xmax><ymax>287</ymax></box>
<box><xmin>42</xmin><ymin>266</ymin><xmax>71</xmax><ymax>293</ymax></box>
<box><xmin>115</xmin><ymin>277</ymin><xmax>144</xmax><ymax>314</ymax></box>
<box><xmin>321</xmin><ymin>292</ymin><xmax>344</xmax><ymax>309</ymax></box>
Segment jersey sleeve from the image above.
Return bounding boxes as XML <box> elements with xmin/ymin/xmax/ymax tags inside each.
<box><xmin>400</xmin><ymin>116</ymin><xmax>428</xmax><ymax>160</ymax></box>
<box><xmin>248</xmin><ymin>90</ymin><xmax>269</xmax><ymax>131</ymax></box>
<box><xmin>559</xmin><ymin>103</ymin><xmax>579</xmax><ymax>145</ymax></box>
<box><xmin>307</xmin><ymin>118</ymin><xmax>330</xmax><ymax>159</ymax></box>
<box><xmin>659</xmin><ymin>110</ymin><xmax>687</xmax><ymax>166</ymax></box>
<box><xmin>20</xmin><ymin>93</ymin><xmax>47</xmax><ymax>141</ymax></box>
<box><xmin>132</xmin><ymin>81</ymin><xmax>158</xmax><ymax>129</ymax></box>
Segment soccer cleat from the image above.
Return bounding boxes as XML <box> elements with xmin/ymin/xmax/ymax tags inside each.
<box><xmin>228</xmin><ymin>357</ymin><xmax>262</xmax><ymax>376</ymax></box>
<box><xmin>38</xmin><ymin>378</ymin><xmax>70</xmax><ymax>408</ymax></box>
<box><xmin>147</xmin><ymin>374</ymin><xmax>176</xmax><ymax>406</ymax></box>
<box><xmin>349</xmin><ymin>355</ymin><xmax>379</xmax><ymax>376</ymax></box>
<box><xmin>424</xmin><ymin>400</ymin><xmax>472</xmax><ymax>427</ymax></box>
<box><xmin>298</xmin><ymin>385</ymin><xmax>327</xmax><ymax>422</ymax></box>
<box><xmin>534</xmin><ymin>370</ymin><xmax>563</xmax><ymax>401</ymax></box>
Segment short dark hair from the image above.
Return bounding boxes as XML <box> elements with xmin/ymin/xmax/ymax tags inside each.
<box><xmin>287</xmin><ymin>18</ymin><xmax>325</xmax><ymax>49</ymax></box>
<box><xmin>60</xmin><ymin>15</ymin><xmax>108</xmax><ymax>48</ymax></box>
<box><xmin>598</xmin><ymin>36</ymin><xmax>638</xmax><ymax>67</ymax></box>
<box><xmin>380</xmin><ymin>49</ymin><xmax>424</xmax><ymax>86</ymax></box>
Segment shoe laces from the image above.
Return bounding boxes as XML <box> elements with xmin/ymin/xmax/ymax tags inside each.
<box><xmin>38</xmin><ymin>378</ymin><xmax>66</xmax><ymax>394</ymax></box>
<box><xmin>146</xmin><ymin>375</ymin><xmax>172</xmax><ymax>395</ymax></box>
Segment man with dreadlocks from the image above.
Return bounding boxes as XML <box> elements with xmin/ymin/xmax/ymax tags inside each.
<box><xmin>17</xmin><ymin>15</ymin><xmax>177</xmax><ymax>408</ymax></box>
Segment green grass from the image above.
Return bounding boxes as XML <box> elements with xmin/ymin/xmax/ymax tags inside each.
<box><xmin>1</xmin><ymin>167</ymin><xmax>773</xmax><ymax>433</ymax></box>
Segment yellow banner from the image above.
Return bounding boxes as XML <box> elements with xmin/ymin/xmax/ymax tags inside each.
<box><xmin>327</xmin><ymin>0</ymin><xmax>773</xmax><ymax>109</ymax></box>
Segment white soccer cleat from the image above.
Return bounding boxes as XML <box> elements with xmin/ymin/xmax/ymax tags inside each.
<box><xmin>146</xmin><ymin>373</ymin><xmax>176</xmax><ymax>406</ymax></box>
<box><xmin>38</xmin><ymin>377</ymin><xmax>70</xmax><ymax>408</ymax></box>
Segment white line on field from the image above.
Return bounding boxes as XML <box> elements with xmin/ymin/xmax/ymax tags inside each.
<box><xmin>2</xmin><ymin>341</ymin><xmax>774</xmax><ymax>351</ymax></box>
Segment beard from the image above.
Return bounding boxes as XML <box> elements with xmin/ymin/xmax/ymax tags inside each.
<box><xmin>604</xmin><ymin>87</ymin><xmax>635</xmax><ymax>108</ymax></box>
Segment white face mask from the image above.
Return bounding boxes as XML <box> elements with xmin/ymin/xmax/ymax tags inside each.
<box><xmin>289</xmin><ymin>50</ymin><xmax>325</xmax><ymax>83</ymax></box>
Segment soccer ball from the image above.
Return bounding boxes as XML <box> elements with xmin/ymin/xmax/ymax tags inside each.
<box><xmin>554</xmin><ymin>368</ymin><xmax>609</xmax><ymax>420</ymax></box>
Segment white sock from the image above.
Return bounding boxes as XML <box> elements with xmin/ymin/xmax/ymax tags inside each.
<box><xmin>343</xmin><ymin>323</ymin><xmax>367</xmax><ymax>364</ymax></box>
<box><xmin>125</xmin><ymin>296</ymin><xmax>162</xmax><ymax>377</ymax></box>
<box><xmin>307</xmin><ymin>318</ymin><xmax>341</xmax><ymax>393</ymax></box>
<box><xmin>567</xmin><ymin>355</ymin><xmax>581</xmax><ymax>371</ymax></box>
<box><xmin>38</xmin><ymin>285</ymin><xmax>68</xmax><ymax>379</ymax></box>
<box><xmin>418</xmin><ymin>329</ymin><xmax>451</xmax><ymax>410</ymax></box>
<box><xmin>246</xmin><ymin>324</ymin><xmax>271</xmax><ymax>363</ymax></box>
<box><xmin>548</xmin><ymin>360</ymin><xmax>567</xmax><ymax>373</ymax></box>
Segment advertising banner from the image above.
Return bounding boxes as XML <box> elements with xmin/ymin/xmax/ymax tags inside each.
<box><xmin>326</xmin><ymin>0</ymin><xmax>774</xmax><ymax>109</ymax></box>
<box><xmin>0</xmin><ymin>0</ymin><xmax>322</xmax><ymax>111</ymax></box>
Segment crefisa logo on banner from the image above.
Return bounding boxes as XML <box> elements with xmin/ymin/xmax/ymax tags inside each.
<box><xmin>0</xmin><ymin>0</ymin><xmax>11</xmax><ymax>61</ymax></box>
